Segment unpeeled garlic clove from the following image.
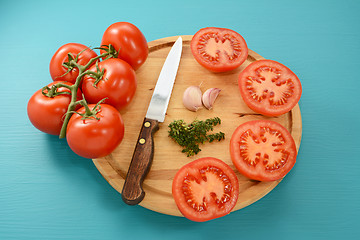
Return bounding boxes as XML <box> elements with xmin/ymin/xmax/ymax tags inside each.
<box><xmin>202</xmin><ymin>88</ymin><xmax>221</xmax><ymax>110</ymax></box>
<box><xmin>183</xmin><ymin>86</ymin><xmax>203</xmax><ymax>112</ymax></box>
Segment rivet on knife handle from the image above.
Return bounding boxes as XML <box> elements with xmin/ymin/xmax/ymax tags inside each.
<box><xmin>121</xmin><ymin>118</ymin><xmax>159</xmax><ymax>205</ymax></box>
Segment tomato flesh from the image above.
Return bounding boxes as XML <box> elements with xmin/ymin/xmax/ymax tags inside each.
<box><xmin>238</xmin><ymin>60</ymin><xmax>302</xmax><ymax>116</ymax></box>
<box><xmin>230</xmin><ymin>120</ymin><xmax>297</xmax><ymax>181</ymax></box>
<box><xmin>172</xmin><ymin>157</ymin><xmax>239</xmax><ymax>222</ymax></box>
<box><xmin>191</xmin><ymin>27</ymin><xmax>248</xmax><ymax>72</ymax></box>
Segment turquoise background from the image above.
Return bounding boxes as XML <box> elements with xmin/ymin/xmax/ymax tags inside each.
<box><xmin>1</xmin><ymin>0</ymin><xmax>359</xmax><ymax>239</ymax></box>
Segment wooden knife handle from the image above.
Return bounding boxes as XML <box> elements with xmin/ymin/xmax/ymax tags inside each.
<box><xmin>121</xmin><ymin>118</ymin><xmax>159</xmax><ymax>205</ymax></box>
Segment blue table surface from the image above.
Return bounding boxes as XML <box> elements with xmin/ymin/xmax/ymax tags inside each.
<box><xmin>1</xmin><ymin>0</ymin><xmax>359</xmax><ymax>239</ymax></box>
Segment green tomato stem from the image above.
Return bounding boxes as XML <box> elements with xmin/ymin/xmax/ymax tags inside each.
<box><xmin>58</xmin><ymin>85</ymin><xmax>80</xmax><ymax>139</ymax></box>
<box><xmin>58</xmin><ymin>48</ymin><xmax>113</xmax><ymax>139</ymax></box>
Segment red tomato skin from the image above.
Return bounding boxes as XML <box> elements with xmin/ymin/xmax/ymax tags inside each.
<box><xmin>49</xmin><ymin>43</ymin><xmax>97</xmax><ymax>84</ymax></box>
<box><xmin>238</xmin><ymin>59</ymin><xmax>302</xmax><ymax>116</ymax></box>
<box><xmin>66</xmin><ymin>104</ymin><xmax>124</xmax><ymax>159</ymax></box>
<box><xmin>230</xmin><ymin>120</ymin><xmax>297</xmax><ymax>181</ymax></box>
<box><xmin>27</xmin><ymin>81</ymin><xmax>82</xmax><ymax>135</ymax></box>
<box><xmin>172</xmin><ymin>157</ymin><xmax>239</xmax><ymax>222</ymax></box>
<box><xmin>81</xmin><ymin>58</ymin><xmax>137</xmax><ymax>111</ymax></box>
<box><xmin>190</xmin><ymin>27</ymin><xmax>248</xmax><ymax>72</ymax></box>
<box><xmin>101</xmin><ymin>22</ymin><xmax>148</xmax><ymax>70</ymax></box>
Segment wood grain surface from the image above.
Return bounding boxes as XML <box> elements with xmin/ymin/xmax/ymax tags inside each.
<box><xmin>93</xmin><ymin>35</ymin><xmax>302</xmax><ymax>217</ymax></box>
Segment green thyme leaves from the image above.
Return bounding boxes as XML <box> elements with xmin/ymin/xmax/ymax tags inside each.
<box><xmin>168</xmin><ymin>117</ymin><xmax>225</xmax><ymax>157</ymax></box>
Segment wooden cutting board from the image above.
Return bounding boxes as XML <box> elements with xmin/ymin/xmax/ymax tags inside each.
<box><xmin>93</xmin><ymin>35</ymin><xmax>302</xmax><ymax>217</ymax></box>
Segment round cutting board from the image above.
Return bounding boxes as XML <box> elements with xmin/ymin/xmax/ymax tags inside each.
<box><xmin>93</xmin><ymin>35</ymin><xmax>302</xmax><ymax>217</ymax></box>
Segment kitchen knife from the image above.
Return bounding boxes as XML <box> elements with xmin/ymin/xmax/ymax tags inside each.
<box><xmin>121</xmin><ymin>37</ymin><xmax>183</xmax><ymax>205</ymax></box>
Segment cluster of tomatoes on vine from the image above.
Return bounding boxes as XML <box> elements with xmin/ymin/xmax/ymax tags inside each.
<box><xmin>27</xmin><ymin>22</ymin><xmax>148</xmax><ymax>159</ymax></box>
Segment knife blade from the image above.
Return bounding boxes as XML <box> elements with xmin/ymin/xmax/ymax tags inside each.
<box><xmin>121</xmin><ymin>37</ymin><xmax>183</xmax><ymax>205</ymax></box>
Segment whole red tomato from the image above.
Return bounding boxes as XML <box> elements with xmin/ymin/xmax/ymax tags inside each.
<box><xmin>50</xmin><ymin>43</ymin><xmax>98</xmax><ymax>84</ymax></box>
<box><xmin>81</xmin><ymin>58</ymin><xmax>137</xmax><ymax>111</ymax></box>
<box><xmin>66</xmin><ymin>104</ymin><xmax>125</xmax><ymax>159</ymax></box>
<box><xmin>27</xmin><ymin>81</ymin><xmax>82</xmax><ymax>135</ymax></box>
<box><xmin>101</xmin><ymin>22</ymin><xmax>148</xmax><ymax>70</ymax></box>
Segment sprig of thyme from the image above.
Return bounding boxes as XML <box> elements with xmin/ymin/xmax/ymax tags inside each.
<box><xmin>168</xmin><ymin>117</ymin><xmax>225</xmax><ymax>157</ymax></box>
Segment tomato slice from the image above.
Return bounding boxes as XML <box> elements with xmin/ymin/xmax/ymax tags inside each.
<box><xmin>238</xmin><ymin>59</ymin><xmax>302</xmax><ymax>116</ymax></box>
<box><xmin>230</xmin><ymin>120</ymin><xmax>297</xmax><ymax>181</ymax></box>
<box><xmin>190</xmin><ymin>27</ymin><xmax>248</xmax><ymax>72</ymax></box>
<box><xmin>172</xmin><ymin>157</ymin><xmax>239</xmax><ymax>222</ymax></box>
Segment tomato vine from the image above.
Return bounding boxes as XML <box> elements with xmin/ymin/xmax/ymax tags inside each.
<box><xmin>42</xmin><ymin>45</ymin><xmax>118</xmax><ymax>139</ymax></box>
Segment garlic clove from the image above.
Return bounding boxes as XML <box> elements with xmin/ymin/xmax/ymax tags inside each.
<box><xmin>202</xmin><ymin>88</ymin><xmax>221</xmax><ymax>110</ymax></box>
<box><xmin>183</xmin><ymin>86</ymin><xmax>203</xmax><ymax>112</ymax></box>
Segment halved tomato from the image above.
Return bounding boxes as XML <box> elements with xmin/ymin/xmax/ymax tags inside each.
<box><xmin>190</xmin><ymin>27</ymin><xmax>248</xmax><ymax>72</ymax></box>
<box><xmin>238</xmin><ymin>59</ymin><xmax>302</xmax><ymax>116</ymax></box>
<box><xmin>230</xmin><ymin>120</ymin><xmax>297</xmax><ymax>181</ymax></box>
<box><xmin>172</xmin><ymin>157</ymin><xmax>239</xmax><ymax>222</ymax></box>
